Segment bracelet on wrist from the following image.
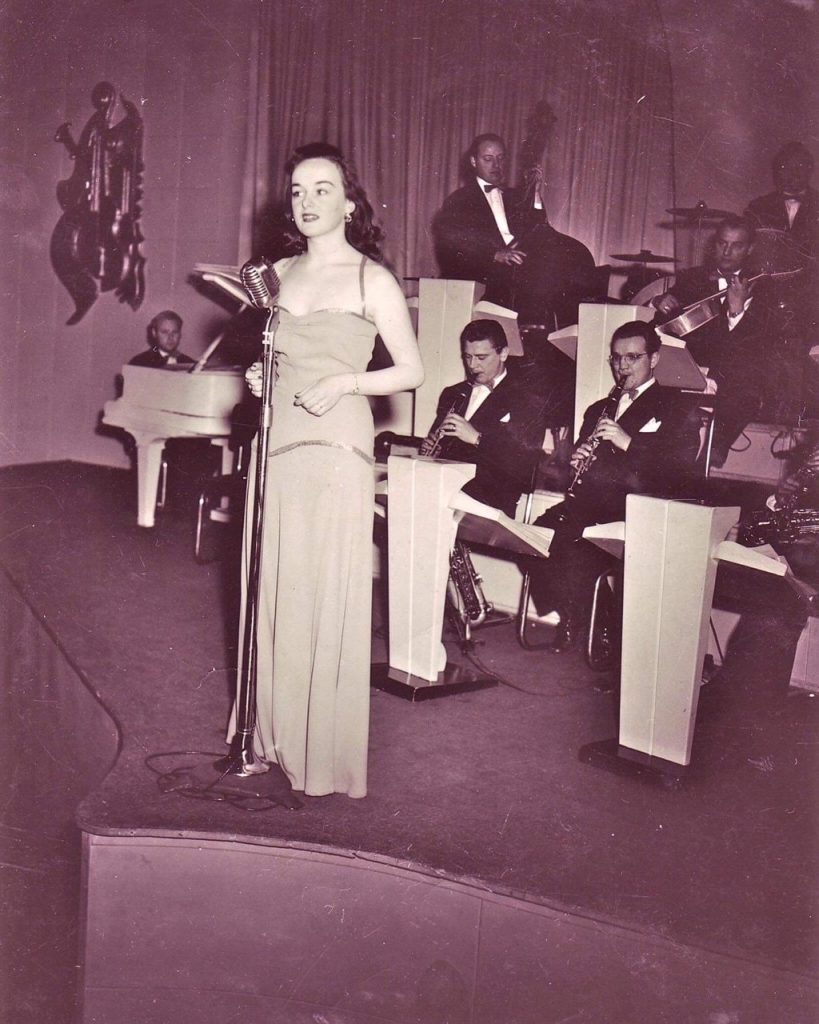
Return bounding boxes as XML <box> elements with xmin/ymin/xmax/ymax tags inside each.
<box><xmin>351</xmin><ymin>374</ymin><xmax>360</xmax><ymax>395</ymax></box>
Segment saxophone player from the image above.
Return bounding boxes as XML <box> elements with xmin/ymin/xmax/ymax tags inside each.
<box><xmin>529</xmin><ymin>320</ymin><xmax>701</xmax><ymax>653</ymax></box>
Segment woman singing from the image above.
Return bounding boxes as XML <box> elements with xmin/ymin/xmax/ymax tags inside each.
<box><xmin>231</xmin><ymin>143</ymin><xmax>423</xmax><ymax>798</ymax></box>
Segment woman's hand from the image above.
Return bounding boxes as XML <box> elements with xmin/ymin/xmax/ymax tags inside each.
<box><xmin>294</xmin><ymin>375</ymin><xmax>351</xmax><ymax>416</ymax></box>
<box><xmin>245</xmin><ymin>361</ymin><xmax>263</xmax><ymax>398</ymax></box>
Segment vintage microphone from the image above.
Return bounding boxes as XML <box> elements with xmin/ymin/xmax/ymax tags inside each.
<box><xmin>215</xmin><ymin>257</ymin><xmax>280</xmax><ymax>778</ymax></box>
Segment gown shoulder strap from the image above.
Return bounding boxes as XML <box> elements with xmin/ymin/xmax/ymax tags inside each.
<box><xmin>358</xmin><ymin>255</ymin><xmax>368</xmax><ymax>318</ymax></box>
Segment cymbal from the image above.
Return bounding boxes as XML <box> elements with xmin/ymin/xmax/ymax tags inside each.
<box><xmin>610</xmin><ymin>249</ymin><xmax>676</xmax><ymax>263</ymax></box>
<box><xmin>666</xmin><ymin>201</ymin><xmax>733</xmax><ymax>219</ymax></box>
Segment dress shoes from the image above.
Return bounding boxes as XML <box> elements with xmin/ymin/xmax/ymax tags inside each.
<box><xmin>547</xmin><ymin>616</ymin><xmax>580</xmax><ymax>654</ymax></box>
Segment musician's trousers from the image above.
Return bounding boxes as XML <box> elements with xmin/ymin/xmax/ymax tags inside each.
<box><xmin>529</xmin><ymin>502</ymin><xmax>616</xmax><ymax>624</ymax></box>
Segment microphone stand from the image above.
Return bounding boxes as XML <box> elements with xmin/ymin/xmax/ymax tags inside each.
<box><xmin>215</xmin><ymin>305</ymin><xmax>279</xmax><ymax>777</ymax></box>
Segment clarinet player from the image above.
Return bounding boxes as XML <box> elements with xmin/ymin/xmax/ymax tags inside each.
<box><xmin>418</xmin><ymin>319</ymin><xmax>555</xmax><ymax>517</ymax></box>
<box><xmin>529</xmin><ymin>320</ymin><xmax>700</xmax><ymax>653</ymax></box>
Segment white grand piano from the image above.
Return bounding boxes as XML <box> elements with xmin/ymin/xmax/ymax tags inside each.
<box><xmin>103</xmin><ymin>264</ymin><xmax>251</xmax><ymax>528</ymax></box>
<box><xmin>103</xmin><ymin>364</ymin><xmax>246</xmax><ymax>527</ymax></box>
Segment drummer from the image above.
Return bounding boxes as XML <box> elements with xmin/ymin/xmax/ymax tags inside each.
<box><xmin>651</xmin><ymin>215</ymin><xmax>773</xmax><ymax>468</ymax></box>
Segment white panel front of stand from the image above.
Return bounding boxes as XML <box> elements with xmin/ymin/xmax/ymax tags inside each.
<box><xmin>619</xmin><ymin>496</ymin><xmax>738</xmax><ymax>766</ymax></box>
<box><xmin>387</xmin><ymin>456</ymin><xmax>476</xmax><ymax>682</ymax></box>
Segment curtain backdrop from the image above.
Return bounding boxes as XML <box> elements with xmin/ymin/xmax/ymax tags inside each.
<box><xmin>240</xmin><ymin>0</ymin><xmax>675</xmax><ymax>281</ymax></box>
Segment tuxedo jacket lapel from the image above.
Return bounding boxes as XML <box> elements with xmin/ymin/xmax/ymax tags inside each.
<box><xmin>469</xmin><ymin>180</ymin><xmax>505</xmax><ymax>247</ymax></box>
<box><xmin>467</xmin><ymin>375</ymin><xmax>514</xmax><ymax>430</ymax></box>
<box><xmin>616</xmin><ymin>384</ymin><xmax>665</xmax><ymax>432</ymax></box>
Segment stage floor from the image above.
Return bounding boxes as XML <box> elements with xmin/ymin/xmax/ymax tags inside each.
<box><xmin>1</xmin><ymin>461</ymin><xmax>817</xmax><ymax>1021</ymax></box>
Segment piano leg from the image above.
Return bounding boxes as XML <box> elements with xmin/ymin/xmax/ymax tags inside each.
<box><xmin>208</xmin><ymin>439</ymin><xmax>237</xmax><ymax>523</ymax></box>
<box><xmin>132</xmin><ymin>435</ymin><xmax>166</xmax><ymax>528</ymax></box>
<box><xmin>213</xmin><ymin>437</ymin><xmax>234</xmax><ymax>476</ymax></box>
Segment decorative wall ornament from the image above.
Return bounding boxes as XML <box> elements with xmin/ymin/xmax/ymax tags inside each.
<box><xmin>51</xmin><ymin>81</ymin><xmax>146</xmax><ymax>325</ymax></box>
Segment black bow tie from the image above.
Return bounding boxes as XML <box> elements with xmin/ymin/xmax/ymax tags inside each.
<box><xmin>483</xmin><ymin>183</ymin><xmax>500</xmax><ymax>193</ymax></box>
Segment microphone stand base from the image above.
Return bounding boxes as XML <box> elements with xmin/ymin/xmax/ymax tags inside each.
<box><xmin>214</xmin><ymin>749</ymin><xmax>270</xmax><ymax>778</ymax></box>
<box><xmin>162</xmin><ymin>759</ymin><xmax>302</xmax><ymax>810</ymax></box>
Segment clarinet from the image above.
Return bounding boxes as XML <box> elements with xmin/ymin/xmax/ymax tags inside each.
<box><xmin>566</xmin><ymin>380</ymin><xmax>626</xmax><ymax>495</ymax></box>
<box><xmin>424</xmin><ymin>390</ymin><xmax>471</xmax><ymax>459</ymax></box>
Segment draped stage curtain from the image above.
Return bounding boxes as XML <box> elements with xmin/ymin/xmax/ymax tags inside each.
<box><xmin>239</xmin><ymin>0</ymin><xmax>675</xmax><ymax>282</ymax></box>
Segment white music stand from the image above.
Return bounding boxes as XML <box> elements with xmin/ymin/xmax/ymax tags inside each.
<box><xmin>580</xmin><ymin>495</ymin><xmax>787</xmax><ymax>781</ymax></box>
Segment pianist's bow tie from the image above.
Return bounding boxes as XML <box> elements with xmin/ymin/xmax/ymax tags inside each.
<box><xmin>483</xmin><ymin>183</ymin><xmax>500</xmax><ymax>193</ymax></box>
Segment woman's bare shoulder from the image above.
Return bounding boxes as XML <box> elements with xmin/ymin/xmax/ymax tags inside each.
<box><xmin>363</xmin><ymin>259</ymin><xmax>402</xmax><ymax>292</ymax></box>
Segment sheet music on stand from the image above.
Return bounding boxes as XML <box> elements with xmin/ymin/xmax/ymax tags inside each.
<box><xmin>449</xmin><ymin>490</ymin><xmax>554</xmax><ymax>558</ymax></box>
<box><xmin>190</xmin><ymin>264</ymin><xmax>248</xmax><ymax>373</ymax></box>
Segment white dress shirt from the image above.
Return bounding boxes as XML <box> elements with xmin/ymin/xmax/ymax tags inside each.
<box><xmin>785</xmin><ymin>196</ymin><xmax>801</xmax><ymax>228</ymax></box>
<box><xmin>477</xmin><ymin>177</ymin><xmax>514</xmax><ymax>245</ymax></box>
<box><xmin>716</xmin><ymin>274</ymin><xmax>752</xmax><ymax>330</ymax></box>
<box><xmin>615</xmin><ymin>377</ymin><xmax>655</xmax><ymax>421</ymax></box>
<box><xmin>464</xmin><ymin>368</ymin><xmax>507</xmax><ymax>421</ymax></box>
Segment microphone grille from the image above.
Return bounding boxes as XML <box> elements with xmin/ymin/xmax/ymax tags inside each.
<box><xmin>240</xmin><ymin>258</ymin><xmax>279</xmax><ymax>309</ymax></box>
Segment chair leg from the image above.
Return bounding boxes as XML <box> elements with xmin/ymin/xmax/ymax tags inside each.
<box><xmin>516</xmin><ymin>570</ymin><xmax>555</xmax><ymax>651</ymax></box>
<box><xmin>156</xmin><ymin>457</ymin><xmax>168</xmax><ymax>510</ymax></box>
<box><xmin>585</xmin><ymin>571</ymin><xmax>619</xmax><ymax>672</ymax></box>
<box><xmin>194</xmin><ymin>490</ymin><xmax>209</xmax><ymax>563</ymax></box>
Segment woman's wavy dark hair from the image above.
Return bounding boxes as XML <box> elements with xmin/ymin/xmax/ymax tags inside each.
<box><xmin>282</xmin><ymin>142</ymin><xmax>384</xmax><ymax>261</ymax></box>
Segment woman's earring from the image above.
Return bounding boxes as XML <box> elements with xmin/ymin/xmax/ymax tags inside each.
<box><xmin>345</xmin><ymin>212</ymin><xmax>352</xmax><ymax>224</ymax></box>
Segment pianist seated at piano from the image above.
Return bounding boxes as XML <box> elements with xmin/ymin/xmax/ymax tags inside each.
<box><xmin>104</xmin><ymin>307</ymin><xmax>246</xmax><ymax>524</ymax></box>
<box><xmin>129</xmin><ymin>310</ymin><xmax>195</xmax><ymax>368</ymax></box>
<box><xmin>419</xmin><ymin>319</ymin><xmax>555</xmax><ymax>518</ymax></box>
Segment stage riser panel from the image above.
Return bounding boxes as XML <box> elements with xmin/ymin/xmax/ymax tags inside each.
<box><xmin>80</xmin><ymin>835</ymin><xmax>817</xmax><ymax>1024</ymax></box>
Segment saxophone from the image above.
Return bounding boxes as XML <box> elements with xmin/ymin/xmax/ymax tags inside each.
<box><xmin>739</xmin><ymin>440</ymin><xmax>819</xmax><ymax>547</ymax></box>
<box><xmin>448</xmin><ymin>540</ymin><xmax>492</xmax><ymax>627</ymax></box>
<box><xmin>739</xmin><ymin>507</ymin><xmax>819</xmax><ymax>547</ymax></box>
<box><xmin>423</xmin><ymin>390</ymin><xmax>491</xmax><ymax>630</ymax></box>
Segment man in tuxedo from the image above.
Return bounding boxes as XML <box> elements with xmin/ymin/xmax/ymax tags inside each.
<box><xmin>745</xmin><ymin>142</ymin><xmax>817</xmax><ymax>260</ymax></box>
<box><xmin>432</xmin><ymin>134</ymin><xmax>597</xmax><ymax>327</ymax></box>
<box><xmin>652</xmin><ymin>216</ymin><xmax>774</xmax><ymax>466</ymax></box>
<box><xmin>129</xmin><ymin>310</ymin><xmax>194</xmax><ymax>368</ymax></box>
<box><xmin>420</xmin><ymin>319</ymin><xmax>554</xmax><ymax>517</ymax></box>
<box><xmin>745</xmin><ymin>141</ymin><xmax>817</xmax><ymax>358</ymax></box>
<box><xmin>531</xmin><ymin>320</ymin><xmax>700</xmax><ymax>652</ymax></box>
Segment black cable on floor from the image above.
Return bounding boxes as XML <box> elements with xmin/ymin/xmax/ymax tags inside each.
<box><xmin>444</xmin><ymin>635</ymin><xmax>593</xmax><ymax>698</ymax></box>
<box><xmin>144</xmin><ymin>751</ymin><xmax>300</xmax><ymax>811</ymax></box>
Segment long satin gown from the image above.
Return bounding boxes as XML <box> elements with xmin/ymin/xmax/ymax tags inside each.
<box><xmin>235</xmin><ymin>257</ymin><xmax>377</xmax><ymax>798</ymax></box>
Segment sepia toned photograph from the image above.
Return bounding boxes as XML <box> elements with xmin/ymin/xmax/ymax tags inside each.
<box><xmin>1</xmin><ymin>1</ymin><xmax>816</xmax><ymax>1021</ymax></box>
